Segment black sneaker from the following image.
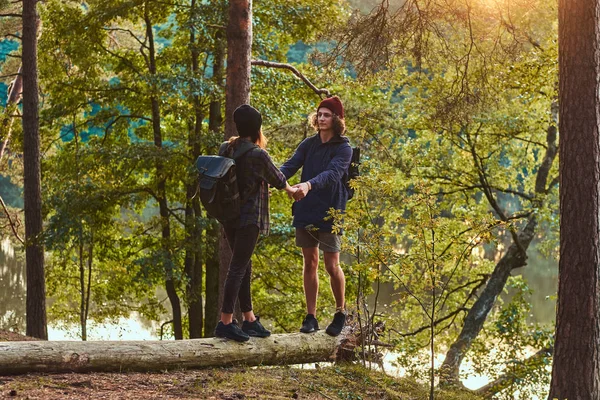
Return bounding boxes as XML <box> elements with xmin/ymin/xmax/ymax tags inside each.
<box><xmin>214</xmin><ymin>320</ymin><xmax>250</xmax><ymax>342</ymax></box>
<box><xmin>242</xmin><ymin>316</ymin><xmax>271</xmax><ymax>338</ymax></box>
<box><xmin>299</xmin><ymin>314</ymin><xmax>319</xmax><ymax>333</ymax></box>
<box><xmin>325</xmin><ymin>311</ymin><xmax>347</xmax><ymax>337</ymax></box>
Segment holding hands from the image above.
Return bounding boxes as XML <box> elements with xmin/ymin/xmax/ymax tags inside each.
<box><xmin>290</xmin><ymin>181</ymin><xmax>311</xmax><ymax>201</ymax></box>
<box><xmin>284</xmin><ymin>183</ymin><xmax>298</xmax><ymax>200</ymax></box>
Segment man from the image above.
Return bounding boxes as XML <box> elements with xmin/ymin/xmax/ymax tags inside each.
<box><xmin>280</xmin><ymin>96</ymin><xmax>352</xmax><ymax>336</ymax></box>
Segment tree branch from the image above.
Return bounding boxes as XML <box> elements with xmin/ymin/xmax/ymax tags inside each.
<box><xmin>0</xmin><ymin>195</ymin><xmax>24</xmax><ymax>244</ymax></box>
<box><xmin>400</xmin><ymin>307</ymin><xmax>469</xmax><ymax>337</ymax></box>
<box><xmin>475</xmin><ymin>346</ymin><xmax>553</xmax><ymax>397</ymax></box>
<box><xmin>251</xmin><ymin>59</ymin><xmax>331</xmax><ymax>97</ymax></box>
<box><xmin>3</xmin><ymin>33</ymin><xmax>21</xmax><ymax>41</ymax></box>
<box><xmin>103</xmin><ymin>27</ymin><xmax>148</xmax><ymax>50</ymax></box>
<box><xmin>0</xmin><ymin>73</ymin><xmax>21</xmax><ymax>79</ymax></box>
<box><xmin>0</xmin><ymin>13</ymin><xmax>22</xmax><ymax>18</ymax></box>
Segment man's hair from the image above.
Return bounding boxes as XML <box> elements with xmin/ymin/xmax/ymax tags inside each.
<box><xmin>309</xmin><ymin>113</ymin><xmax>346</xmax><ymax>136</ymax></box>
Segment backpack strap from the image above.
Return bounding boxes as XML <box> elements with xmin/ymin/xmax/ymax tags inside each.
<box><xmin>230</xmin><ymin>143</ymin><xmax>259</xmax><ymax>206</ymax></box>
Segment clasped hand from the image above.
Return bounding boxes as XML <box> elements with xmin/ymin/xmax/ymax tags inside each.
<box><xmin>287</xmin><ymin>182</ymin><xmax>309</xmax><ymax>202</ymax></box>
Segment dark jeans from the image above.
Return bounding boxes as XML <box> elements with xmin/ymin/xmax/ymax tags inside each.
<box><xmin>221</xmin><ymin>224</ymin><xmax>259</xmax><ymax>314</ymax></box>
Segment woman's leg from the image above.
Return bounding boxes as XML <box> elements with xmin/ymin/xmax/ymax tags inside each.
<box><xmin>239</xmin><ymin>257</ymin><xmax>256</xmax><ymax>322</ymax></box>
<box><xmin>220</xmin><ymin>224</ymin><xmax>259</xmax><ymax>324</ymax></box>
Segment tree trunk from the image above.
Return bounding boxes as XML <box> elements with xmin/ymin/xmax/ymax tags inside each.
<box><xmin>439</xmin><ymin>218</ymin><xmax>535</xmax><ymax>385</ymax></box>
<box><xmin>22</xmin><ymin>0</ymin><xmax>47</xmax><ymax>340</ymax></box>
<box><xmin>184</xmin><ymin>0</ymin><xmax>204</xmax><ymax>339</ymax></box>
<box><xmin>204</xmin><ymin>32</ymin><xmax>225</xmax><ymax>337</ymax></box>
<box><xmin>0</xmin><ymin>330</ymin><xmax>354</xmax><ymax>375</ymax></box>
<box><xmin>217</xmin><ymin>0</ymin><xmax>253</xmax><ymax>321</ymax></box>
<box><xmin>224</xmin><ymin>0</ymin><xmax>252</xmax><ymax>139</ymax></box>
<box><xmin>549</xmin><ymin>0</ymin><xmax>600</xmax><ymax>397</ymax></box>
<box><xmin>204</xmin><ymin>221</ymin><xmax>220</xmax><ymax>337</ymax></box>
<box><xmin>144</xmin><ymin>7</ymin><xmax>183</xmax><ymax>340</ymax></box>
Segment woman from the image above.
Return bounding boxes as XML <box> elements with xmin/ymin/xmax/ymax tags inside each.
<box><xmin>214</xmin><ymin>104</ymin><xmax>296</xmax><ymax>342</ymax></box>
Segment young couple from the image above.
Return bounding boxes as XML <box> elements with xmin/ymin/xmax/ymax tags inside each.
<box><xmin>214</xmin><ymin>96</ymin><xmax>353</xmax><ymax>342</ymax></box>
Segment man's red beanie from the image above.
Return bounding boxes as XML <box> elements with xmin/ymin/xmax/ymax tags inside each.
<box><xmin>317</xmin><ymin>96</ymin><xmax>344</xmax><ymax>119</ymax></box>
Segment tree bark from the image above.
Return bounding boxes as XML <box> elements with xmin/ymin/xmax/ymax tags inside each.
<box><xmin>22</xmin><ymin>0</ymin><xmax>47</xmax><ymax>340</ymax></box>
<box><xmin>185</xmin><ymin>0</ymin><xmax>204</xmax><ymax>339</ymax></box>
<box><xmin>204</xmin><ymin>221</ymin><xmax>220</xmax><ymax>337</ymax></box>
<box><xmin>204</xmin><ymin>30</ymin><xmax>225</xmax><ymax>338</ymax></box>
<box><xmin>0</xmin><ymin>331</ymin><xmax>353</xmax><ymax>375</ymax></box>
<box><xmin>217</xmin><ymin>0</ymin><xmax>253</xmax><ymax>318</ymax></box>
<box><xmin>224</xmin><ymin>0</ymin><xmax>252</xmax><ymax>139</ymax></box>
<box><xmin>549</xmin><ymin>0</ymin><xmax>600</xmax><ymax>397</ymax></box>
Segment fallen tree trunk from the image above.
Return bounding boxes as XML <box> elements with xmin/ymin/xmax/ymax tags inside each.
<box><xmin>0</xmin><ymin>330</ymin><xmax>356</xmax><ymax>375</ymax></box>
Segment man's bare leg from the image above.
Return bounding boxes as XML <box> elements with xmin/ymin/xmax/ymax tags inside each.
<box><xmin>302</xmin><ymin>247</ymin><xmax>320</xmax><ymax>315</ymax></box>
<box><xmin>324</xmin><ymin>251</ymin><xmax>345</xmax><ymax>310</ymax></box>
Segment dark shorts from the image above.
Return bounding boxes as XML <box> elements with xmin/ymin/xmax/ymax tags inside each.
<box><xmin>295</xmin><ymin>227</ymin><xmax>342</xmax><ymax>253</ymax></box>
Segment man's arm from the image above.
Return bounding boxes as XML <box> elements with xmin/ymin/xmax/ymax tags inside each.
<box><xmin>279</xmin><ymin>139</ymin><xmax>308</xmax><ymax>179</ymax></box>
<box><xmin>307</xmin><ymin>145</ymin><xmax>352</xmax><ymax>190</ymax></box>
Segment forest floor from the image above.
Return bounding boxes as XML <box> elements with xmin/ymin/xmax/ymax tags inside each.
<box><xmin>0</xmin><ymin>330</ymin><xmax>481</xmax><ymax>400</ymax></box>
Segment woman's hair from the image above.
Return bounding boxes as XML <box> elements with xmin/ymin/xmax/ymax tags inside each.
<box><xmin>309</xmin><ymin>112</ymin><xmax>346</xmax><ymax>136</ymax></box>
<box><xmin>228</xmin><ymin>129</ymin><xmax>268</xmax><ymax>149</ymax></box>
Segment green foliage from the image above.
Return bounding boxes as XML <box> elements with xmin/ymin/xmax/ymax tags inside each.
<box><xmin>1</xmin><ymin>0</ymin><xmax>560</xmax><ymax>396</ymax></box>
<box><xmin>309</xmin><ymin>0</ymin><xmax>558</xmax><ymax>395</ymax></box>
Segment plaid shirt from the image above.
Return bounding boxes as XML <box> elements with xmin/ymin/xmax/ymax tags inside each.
<box><xmin>220</xmin><ymin>139</ymin><xmax>287</xmax><ymax>235</ymax></box>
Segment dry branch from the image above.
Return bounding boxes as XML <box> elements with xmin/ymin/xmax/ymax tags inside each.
<box><xmin>251</xmin><ymin>59</ymin><xmax>330</xmax><ymax>97</ymax></box>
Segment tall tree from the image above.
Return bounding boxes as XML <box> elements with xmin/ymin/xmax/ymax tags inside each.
<box><xmin>142</xmin><ymin>0</ymin><xmax>183</xmax><ymax>340</ymax></box>
<box><xmin>204</xmin><ymin>28</ymin><xmax>225</xmax><ymax>338</ymax></box>
<box><xmin>22</xmin><ymin>0</ymin><xmax>47</xmax><ymax>339</ymax></box>
<box><xmin>549</xmin><ymin>0</ymin><xmax>600</xmax><ymax>397</ymax></box>
<box><xmin>224</xmin><ymin>0</ymin><xmax>252</xmax><ymax>138</ymax></box>
<box><xmin>217</xmin><ymin>0</ymin><xmax>253</xmax><ymax>316</ymax></box>
<box><xmin>184</xmin><ymin>0</ymin><xmax>205</xmax><ymax>339</ymax></box>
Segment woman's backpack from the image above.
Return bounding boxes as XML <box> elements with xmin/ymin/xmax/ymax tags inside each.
<box><xmin>195</xmin><ymin>145</ymin><xmax>255</xmax><ymax>223</ymax></box>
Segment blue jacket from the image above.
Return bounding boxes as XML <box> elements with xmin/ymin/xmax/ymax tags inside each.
<box><xmin>280</xmin><ymin>133</ymin><xmax>352</xmax><ymax>233</ymax></box>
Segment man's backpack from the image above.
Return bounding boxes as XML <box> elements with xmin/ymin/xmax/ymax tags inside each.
<box><xmin>346</xmin><ymin>147</ymin><xmax>360</xmax><ymax>200</ymax></box>
<box><xmin>195</xmin><ymin>145</ymin><xmax>255</xmax><ymax>223</ymax></box>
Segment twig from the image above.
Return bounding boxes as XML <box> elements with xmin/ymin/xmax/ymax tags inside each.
<box><xmin>3</xmin><ymin>34</ymin><xmax>21</xmax><ymax>41</ymax></box>
<box><xmin>0</xmin><ymin>73</ymin><xmax>21</xmax><ymax>79</ymax></box>
<box><xmin>251</xmin><ymin>59</ymin><xmax>331</xmax><ymax>97</ymax></box>
<box><xmin>0</xmin><ymin>195</ymin><xmax>24</xmax><ymax>244</ymax></box>
<box><xmin>159</xmin><ymin>319</ymin><xmax>174</xmax><ymax>340</ymax></box>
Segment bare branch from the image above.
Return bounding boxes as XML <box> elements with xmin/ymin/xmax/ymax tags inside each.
<box><xmin>400</xmin><ymin>307</ymin><xmax>469</xmax><ymax>337</ymax></box>
<box><xmin>103</xmin><ymin>27</ymin><xmax>148</xmax><ymax>49</ymax></box>
<box><xmin>1</xmin><ymin>54</ymin><xmax>22</xmax><ymax>60</ymax></box>
<box><xmin>251</xmin><ymin>59</ymin><xmax>331</xmax><ymax>97</ymax></box>
<box><xmin>3</xmin><ymin>33</ymin><xmax>21</xmax><ymax>41</ymax></box>
<box><xmin>0</xmin><ymin>195</ymin><xmax>24</xmax><ymax>244</ymax></box>
<box><xmin>0</xmin><ymin>73</ymin><xmax>21</xmax><ymax>79</ymax></box>
<box><xmin>0</xmin><ymin>13</ymin><xmax>22</xmax><ymax>18</ymax></box>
